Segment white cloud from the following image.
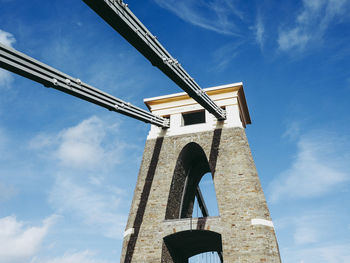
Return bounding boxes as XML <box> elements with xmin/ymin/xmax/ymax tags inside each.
<box><xmin>49</xmin><ymin>175</ymin><xmax>127</xmax><ymax>239</ymax></box>
<box><xmin>30</xmin><ymin>116</ymin><xmax>125</xmax><ymax>170</ymax></box>
<box><xmin>278</xmin><ymin>0</ymin><xmax>349</xmax><ymax>51</ymax></box>
<box><xmin>0</xmin><ymin>29</ymin><xmax>15</xmax><ymax>47</ymax></box>
<box><xmin>30</xmin><ymin>250</ymin><xmax>116</xmax><ymax>263</ymax></box>
<box><xmin>0</xmin><ymin>215</ymin><xmax>57</xmax><ymax>263</ymax></box>
<box><xmin>29</xmin><ymin>116</ymin><xmax>130</xmax><ymax>239</ymax></box>
<box><xmin>269</xmin><ymin>131</ymin><xmax>349</xmax><ymax>202</ymax></box>
<box><xmin>0</xmin><ymin>29</ymin><xmax>16</xmax><ymax>89</ymax></box>
<box><xmin>56</xmin><ymin>116</ymin><xmax>108</xmax><ymax>168</ymax></box>
<box><xmin>153</xmin><ymin>0</ymin><xmax>243</xmax><ymax>36</ymax></box>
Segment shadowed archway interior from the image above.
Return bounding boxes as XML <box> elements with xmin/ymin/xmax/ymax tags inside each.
<box><xmin>163</xmin><ymin>230</ymin><xmax>223</xmax><ymax>263</ymax></box>
<box><xmin>165</xmin><ymin>142</ymin><xmax>213</xmax><ymax>220</ymax></box>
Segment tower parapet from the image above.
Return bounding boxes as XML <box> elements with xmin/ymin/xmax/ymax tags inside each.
<box><xmin>144</xmin><ymin>82</ymin><xmax>251</xmax><ymax>139</ymax></box>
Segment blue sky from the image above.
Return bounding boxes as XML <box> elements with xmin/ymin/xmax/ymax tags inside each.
<box><xmin>0</xmin><ymin>0</ymin><xmax>350</xmax><ymax>262</ymax></box>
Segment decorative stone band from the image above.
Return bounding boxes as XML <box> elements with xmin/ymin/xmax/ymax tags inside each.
<box><xmin>251</xmin><ymin>218</ymin><xmax>274</xmax><ymax>228</ymax></box>
<box><xmin>123</xmin><ymin>228</ymin><xmax>135</xmax><ymax>238</ymax></box>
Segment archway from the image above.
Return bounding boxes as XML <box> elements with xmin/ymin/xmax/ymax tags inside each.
<box><xmin>162</xmin><ymin>230</ymin><xmax>223</xmax><ymax>263</ymax></box>
<box><xmin>165</xmin><ymin>142</ymin><xmax>219</xmax><ymax>220</ymax></box>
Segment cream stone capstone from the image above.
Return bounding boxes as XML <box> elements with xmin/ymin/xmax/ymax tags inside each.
<box><xmin>144</xmin><ymin>82</ymin><xmax>251</xmax><ymax>139</ymax></box>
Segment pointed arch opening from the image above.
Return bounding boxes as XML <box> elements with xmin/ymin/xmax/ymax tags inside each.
<box><xmin>191</xmin><ymin>172</ymin><xmax>219</xmax><ymax>218</ymax></box>
<box><xmin>165</xmin><ymin>142</ymin><xmax>219</xmax><ymax>220</ymax></box>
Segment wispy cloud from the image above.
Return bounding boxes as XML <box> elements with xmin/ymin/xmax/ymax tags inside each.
<box><xmin>276</xmin><ymin>210</ymin><xmax>335</xmax><ymax>246</ymax></box>
<box><xmin>153</xmin><ymin>0</ymin><xmax>244</xmax><ymax>36</ymax></box>
<box><xmin>282</xmin><ymin>243</ymin><xmax>350</xmax><ymax>263</ymax></box>
<box><xmin>269</xmin><ymin>130</ymin><xmax>349</xmax><ymax>202</ymax></box>
<box><xmin>30</xmin><ymin>116</ymin><xmax>126</xmax><ymax>171</ymax></box>
<box><xmin>275</xmin><ymin>207</ymin><xmax>350</xmax><ymax>263</ymax></box>
<box><xmin>254</xmin><ymin>15</ymin><xmax>265</xmax><ymax>49</ymax></box>
<box><xmin>49</xmin><ymin>175</ymin><xmax>127</xmax><ymax>240</ymax></box>
<box><xmin>278</xmin><ymin>27</ymin><xmax>310</xmax><ymax>52</ymax></box>
<box><xmin>292</xmin><ymin>214</ymin><xmax>327</xmax><ymax>245</ymax></box>
<box><xmin>282</xmin><ymin>121</ymin><xmax>301</xmax><ymax>141</ymax></box>
<box><xmin>211</xmin><ymin>41</ymin><xmax>243</xmax><ymax>70</ymax></box>
<box><xmin>0</xmin><ymin>215</ymin><xmax>57</xmax><ymax>263</ymax></box>
<box><xmin>0</xmin><ymin>29</ymin><xmax>15</xmax><ymax>89</ymax></box>
<box><xmin>278</xmin><ymin>0</ymin><xmax>350</xmax><ymax>51</ymax></box>
<box><xmin>221</xmin><ymin>0</ymin><xmax>244</xmax><ymax>20</ymax></box>
<box><xmin>31</xmin><ymin>250</ymin><xmax>117</xmax><ymax>263</ymax></box>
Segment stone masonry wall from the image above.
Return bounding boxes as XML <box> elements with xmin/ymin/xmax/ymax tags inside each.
<box><xmin>120</xmin><ymin>127</ymin><xmax>281</xmax><ymax>263</ymax></box>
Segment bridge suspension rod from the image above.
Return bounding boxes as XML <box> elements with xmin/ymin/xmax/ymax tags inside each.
<box><xmin>0</xmin><ymin>43</ymin><xmax>169</xmax><ymax>128</ymax></box>
<box><xmin>82</xmin><ymin>0</ymin><xmax>226</xmax><ymax>120</ymax></box>
<box><xmin>195</xmin><ymin>186</ymin><xmax>209</xmax><ymax>218</ymax></box>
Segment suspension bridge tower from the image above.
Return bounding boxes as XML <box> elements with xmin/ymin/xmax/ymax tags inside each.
<box><xmin>121</xmin><ymin>82</ymin><xmax>281</xmax><ymax>263</ymax></box>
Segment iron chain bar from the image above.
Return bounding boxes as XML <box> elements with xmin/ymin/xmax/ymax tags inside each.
<box><xmin>0</xmin><ymin>43</ymin><xmax>169</xmax><ymax>128</ymax></box>
<box><xmin>82</xmin><ymin>0</ymin><xmax>226</xmax><ymax>120</ymax></box>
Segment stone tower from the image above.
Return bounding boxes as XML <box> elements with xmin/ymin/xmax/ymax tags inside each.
<box><xmin>121</xmin><ymin>83</ymin><xmax>281</xmax><ymax>262</ymax></box>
